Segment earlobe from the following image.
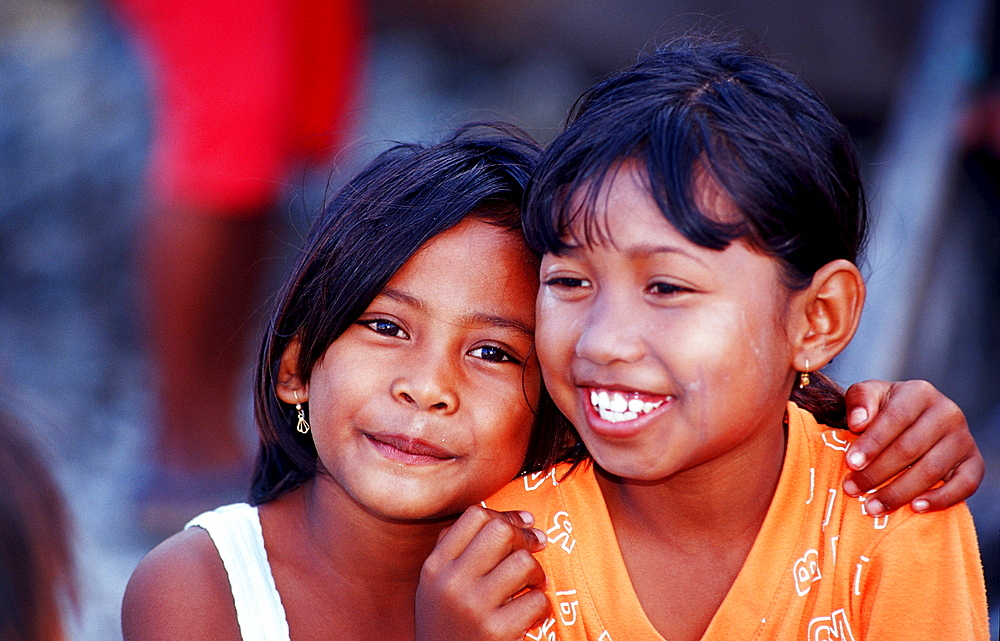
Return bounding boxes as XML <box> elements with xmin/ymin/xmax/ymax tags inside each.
<box><xmin>794</xmin><ymin>259</ymin><xmax>866</xmax><ymax>371</ymax></box>
<box><xmin>276</xmin><ymin>336</ymin><xmax>308</xmax><ymax>405</ymax></box>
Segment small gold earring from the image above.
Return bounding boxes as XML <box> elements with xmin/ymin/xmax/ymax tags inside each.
<box><xmin>799</xmin><ymin>359</ymin><xmax>811</xmax><ymax>389</ymax></box>
<box><xmin>293</xmin><ymin>390</ymin><xmax>310</xmax><ymax>434</ymax></box>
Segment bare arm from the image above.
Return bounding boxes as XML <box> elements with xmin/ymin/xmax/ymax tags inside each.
<box><xmin>122</xmin><ymin>528</ymin><xmax>242</xmax><ymax>641</ymax></box>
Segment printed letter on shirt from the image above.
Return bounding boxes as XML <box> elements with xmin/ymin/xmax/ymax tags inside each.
<box><xmin>808</xmin><ymin>609</ymin><xmax>856</xmax><ymax>641</ymax></box>
<box><xmin>555</xmin><ymin>590</ymin><xmax>579</xmax><ymax>626</ymax></box>
<box><xmin>821</xmin><ymin>430</ymin><xmax>850</xmax><ymax>452</ymax></box>
<box><xmin>524</xmin><ymin>468</ymin><xmax>559</xmax><ymax>491</ymax></box>
<box><xmin>546</xmin><ymin>511</ymin><xmax>576</xmax><ymax>554</ymax></box>
<box><xmin>793</xmin><ymin>549</ymin><xmax>822</xmax><ymax>596</ymax></box>
<box><xmin>526</xmin><ymin>617</ymin><xmax>557</xmax><ymax>641</ymax></box>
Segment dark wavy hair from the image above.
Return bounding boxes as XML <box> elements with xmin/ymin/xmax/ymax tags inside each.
<box><xmin>251</xmin><ymin>123</ymin><xmax>575</xmax><ymax>505</ymax></box>
<box><xmin>525</xmin><ymin>36</ymin><xmax>868</xmax><ymax>439</ymax></box>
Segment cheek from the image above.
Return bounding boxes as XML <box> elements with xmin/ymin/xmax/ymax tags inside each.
<box><xmin>672</xmin><ymin>301</ymin><xmax>787</xmax><ymax>396</ymax></box>
<box><xmin>474</xmin><ymin>399</ymin><xmax>534</xmax><ymax>472</ymax></box>
<box><xmin>535</xmin><ymin>296</ymin><xmax>582</xmax><ymax>381</ymax></box>
<box><xmin>470</xmin><ymin>378</ymin><xmax>541</xmax><ymax>452</ymax></box>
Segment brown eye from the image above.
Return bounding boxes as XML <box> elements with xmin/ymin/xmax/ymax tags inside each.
<box><xmin>360</xmin><ymin>319</ymin><xmax>408</xmax><ymax>338</ymax></box>
<box><xmin>545</xmin><ymin>277</ymin><xmax>590</xmax><ymax>289</ymax></box>
<box><xmin>648</xmin><ymin>282</ymin><xmax>687</xmax><ymax>295</ymax></box>
<box><xmin>469</xmin><ymin>345</ymin><xmax>521</xmax><ymax>365</ymax></box>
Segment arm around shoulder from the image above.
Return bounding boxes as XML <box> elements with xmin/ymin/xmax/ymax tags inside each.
<box><xmin>122</xmin><ymin>527</ymin><xmax>242</xmax><ymax>641</ymax></box>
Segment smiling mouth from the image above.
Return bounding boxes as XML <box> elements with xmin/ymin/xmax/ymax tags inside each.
<box><xmin>365</xmin><ymin>433</ymin><xmax>457</xmax><ymax>464</ymax></box>
<box><xmin>588</xmin><ymin>389</ymin><xmax>675</xmax><ymax>423</ymax></box>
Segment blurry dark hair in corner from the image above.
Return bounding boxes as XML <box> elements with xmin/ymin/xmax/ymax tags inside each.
<box><xmin>0</xmin><ymin>398</ymin><xmax>77</xmax><ymax>641</ymax></box>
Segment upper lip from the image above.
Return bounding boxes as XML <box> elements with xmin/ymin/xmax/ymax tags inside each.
<box><xmin>365</xmin><ymin>433</ymin><xmax>457</xmax><ymax>459</ymax></box>
<box><xmin>576</xmin><ymin>379</ymin><xmax>667</xmax><ymax>397</ymax></box>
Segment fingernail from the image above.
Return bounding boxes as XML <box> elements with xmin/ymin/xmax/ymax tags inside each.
<box><xmin>912</xmin><ymin>499</ymin><xmax>930</xmax><ymax>513</ymax></box>
<box><xmin>843</xmin><ymin>478</ymin><xmax>860</xmax><ymax>496</ymax></box>
<box><xmin>532</xmin><ymin>528</ymin><xmax>547</xmax><ymax>546</ymax></box>
<box><xmin>847</xmin><ymin>450</ymin><xmax>866</xmax><ymax>469</ymax></box>
<box><xmin>866</xmin><ymin>498</ymin><xmax>885</xmax><ymax>516</ymax></box>
<box><xmin>518</xmin><ymin>511</ymin><xmax>535</xmax><ymax>526</ymax></box>
<box><xmin>849</xmin><ymin>407</ymin><xmax>868</xmax><ymax>427</ymax></box>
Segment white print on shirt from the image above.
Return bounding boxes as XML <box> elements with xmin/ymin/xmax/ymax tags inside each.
<box><xmin>806</xmin><ymin>467</ymin><xmax>816</xmax><ymax>504</ymax></box>
<box><xmin>808</xmin><ymin>608</ymin><xmax>857</xmax><ymax>641</ymax></box>
<box><xmin>821</xmin><ymin>430</ymin><xmax>850</xmax><ymax>452</ymax></box>
<box><xmin>526</xmin><ymin>617</ymin><xmax>557</xmax><ymax>641</ymax></box>
<box><xmin>857</xmin><ymin>492</ymin><xmax>888</xmax><ymax>529</ymax></box>
<box><xmin>523</xmin><ymin>468</ymin><xmax>560</xmax><ymax>491</ymax></box>
<box><xmin>598</xmin><ymin>632</ymin><xmax>613</xmax><ymax>641</ymax></box>
<box><xmin>555</xmin><ymin>590</ymin><xmax>579</xmax><ymax>626</ymax></box>
<box><xmin>853</xmin><ymin>555</ymin><xmax>871</xmax><ymax>596</ymax></box>
<box><xmin>830</xmin><ymin>536</ymin><xmax>839</xmax><ymax>564</ymax></box>
<box><xmin>822</xmin><ymin>488</ymin><xmax>837</xmax><ymax>532</ymax></box>
<box><xmin>793</xmin><ymin>549</ymin><xmax>823</xmax><ymax>596</ymax></box>
<box><xmin>546</xmin><ymin>511</ymin><xmax>577</xmax><ymax>554</ymax></box>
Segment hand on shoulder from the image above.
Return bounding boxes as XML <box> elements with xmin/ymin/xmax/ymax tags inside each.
<box><xmin>842</xmin><ymin>379</ymin><xmax>983</xmax><ymax>515</ymax></box>
<box><xmin>415</xmin><ymin>505</ymin><xmax>550</xmax><ymax>641</ymax></box>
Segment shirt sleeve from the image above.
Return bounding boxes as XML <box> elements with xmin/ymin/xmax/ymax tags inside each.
<box><xmin>855</xmin><ymin>504</ymin><xmax>990</xmax><ymax>641</ymax></box>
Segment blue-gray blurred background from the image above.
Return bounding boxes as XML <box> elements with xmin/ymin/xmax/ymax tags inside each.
<box><xmin>0</xmin><ymin>0</ymin><xmax>996</xmax><ymax>638</ymax></box>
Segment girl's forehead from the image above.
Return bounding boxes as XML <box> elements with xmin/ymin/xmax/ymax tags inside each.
<box><xmin>559</xmin><ymin>165</ymin><xmax>662</xmax><ymax>246</ymax></box>
<box><xmin>556</xmin><ymin>160</ymin><xmax>741</xmax><ymax>252</ymax></box>
<box><xmin>393</xmin><ymin>218</ymin><xmax>538</xmax><ymax>287</ymax></box>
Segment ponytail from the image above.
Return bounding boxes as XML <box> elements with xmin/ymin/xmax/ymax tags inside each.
<box><xmin>790</xmin><ymin>371</ymin><xmax>847</xmax><ymax>430</ymax></box>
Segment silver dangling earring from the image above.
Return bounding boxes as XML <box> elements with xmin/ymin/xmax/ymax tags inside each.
<box><xmin>293</xmin><ymin>390</ymin><xmax>310</xmax><ymax>434</ymax></box>
<box><xmin>799</xmin><ymin>359</ymin><xmax>811</xmax><ymax>389</ymax></box>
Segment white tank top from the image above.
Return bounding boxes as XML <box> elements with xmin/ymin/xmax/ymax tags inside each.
<box><xmin>186</xmin><ymin>503</ymin><xmax>291</xmax><ymax>641</ymax></box>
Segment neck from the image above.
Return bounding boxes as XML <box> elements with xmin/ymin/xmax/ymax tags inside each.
<box><xmin>596</xmin><ymin>417</ymin><xmax>787</xmax><ymax>550</ymax></box>
<box><xmin>267</xmin><ymin>476</ymin><xmax>458</xmax><ymax>640</ymax></box>
<box><xmin>299</xmin><ymin>476</ymin><xmax>452</xmax><ymax>594</ymax></box>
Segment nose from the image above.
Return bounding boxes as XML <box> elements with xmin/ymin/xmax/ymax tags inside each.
<box><xmin>390</xmin><ymin>355</ymin><xmax>460</xmax><ymax>413</ymax></box>
<box><xmin>574</xmin><ymin>292</ymin><xmax>645</xmax><ymax>365</ymax></box>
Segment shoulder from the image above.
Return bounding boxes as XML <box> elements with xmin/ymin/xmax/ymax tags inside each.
<box><xmin>485</xmin><ymin>463</ymin><xmax>591</xmax><ymax>512</ymax></box>
<box><xmin>865</xmin><ymin>500</ymin><xmax>980</xmax><ymax>558</ymax></box>
<box><xmin>122</xmin><ymin>527</ymin><xmax>242</xmax><ymax>641</ymax></box>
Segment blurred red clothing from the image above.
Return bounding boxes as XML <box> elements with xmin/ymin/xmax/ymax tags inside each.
<box><xmin>117</xmin><ymin>0</ymin><xmax>364</xmax><ymax>214</ymax></box>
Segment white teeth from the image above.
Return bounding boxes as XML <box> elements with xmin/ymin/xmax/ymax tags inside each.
<box><xmin>588</xmin><ymin>389</ymin><xmax>672</xmax><ymax>423</ymax></box>
<box><xmin>599</xmin><ymin>408</ymin><xmax>638</xmax><ymax>423</ymax></box>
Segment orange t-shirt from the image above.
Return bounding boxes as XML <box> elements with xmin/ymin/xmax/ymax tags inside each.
<box><xmin>487</xmin><ymin>403</ymin><xmax>989</xmax><ymax>641</ymax></box>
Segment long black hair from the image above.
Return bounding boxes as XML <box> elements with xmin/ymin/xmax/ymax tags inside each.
<box><xmin>251</xmin><ymin>123</ymin><xmax>574</xmax><ymax>505</ymax></box>
<box><xmin>526</xmin><ymin>36</ymin><xmax>868</xmax><ymax>432</ymax></box>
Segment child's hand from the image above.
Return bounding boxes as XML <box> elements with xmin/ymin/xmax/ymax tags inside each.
<box><xmin>841</xmin><ymin>379</ymin><xmax>984</xmax><ymax>515</ymax></box>
<box><xmin>415</xmin><ymin>505</ymin><xmax>550</xmax><ymax>641</ymax></box>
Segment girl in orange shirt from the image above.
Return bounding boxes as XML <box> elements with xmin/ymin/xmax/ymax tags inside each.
<box><xmin>503</xmin><ymin>36</ymin><xmax>990</xmax><ymax>641</ymax></box>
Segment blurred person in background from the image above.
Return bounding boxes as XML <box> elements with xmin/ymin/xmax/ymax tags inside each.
<box><xmin>0</xmin><ymin>400</ymin><xmax>76</xmax><ymax>641</ymax></box>
<box><xmin>113</xmin><ymin>0</ymin><xmax>365</xmax><ymax>533</ymax></box>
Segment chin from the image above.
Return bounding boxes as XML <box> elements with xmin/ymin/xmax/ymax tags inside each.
<box><xmin>590</xmin><ymin>450</ymin><xmax>676</xmax><ymax>483</ymax></box>
<box><xmin>360</xmin><ymin>489</ymin><xmax>466</xmax><ymax>523</ymax></box>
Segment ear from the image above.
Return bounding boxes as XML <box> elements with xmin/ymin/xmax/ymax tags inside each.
<box><xmin>790</xmin><ymin>259</ymin><xmax>866</xmax><ymax>373</ymax></box>
<box><xmin>275</xmin><ymin>336</ymin><xmax>309</xmax><ymax>405</ymax></box>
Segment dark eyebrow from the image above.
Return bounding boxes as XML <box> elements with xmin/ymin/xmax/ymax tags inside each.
<box><xmin>626</xmin><ymin>243</ymin><xmax>706</xmax><ymax>263</ymax></box>
<box><xmin>378</xmin><ymin>288</ymin><xmax>534</xmax><ymax>341</ymax></box>
<box><xmin>555</xmin><ymin>241</ymin><xmax>707</xmax><ymax>267</ymax></box>
<box><xmin>465</xmin><ymin>312</ymin><xmax>534</xmax><ymax>341</ymax></box>
<box><xmin>379</xmin><ymin>288</ymin><xmax>426</xmax><ymax>311</ymax></box>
